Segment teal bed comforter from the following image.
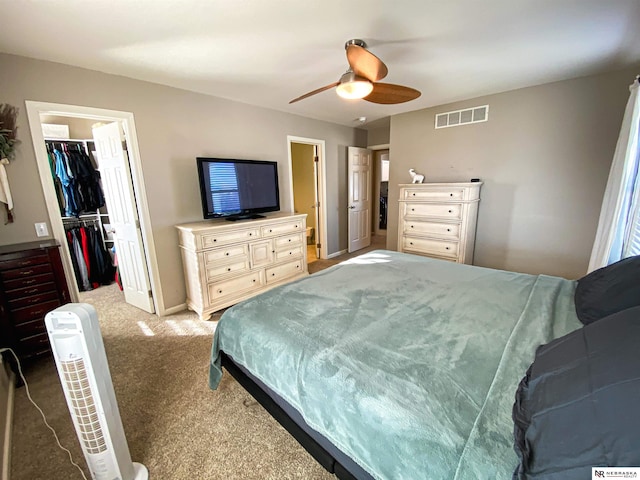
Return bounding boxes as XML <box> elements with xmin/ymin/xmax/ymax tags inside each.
<box><xmin>209</xmin><ymin>251</ymin><xmax>582</xmax><ymax>479</ymax></box>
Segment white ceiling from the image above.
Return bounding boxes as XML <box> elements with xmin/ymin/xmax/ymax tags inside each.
<box><xmin>2</xmin><ymin>0</ymin><xmax>640</xmax><ymax>128</ymax></box>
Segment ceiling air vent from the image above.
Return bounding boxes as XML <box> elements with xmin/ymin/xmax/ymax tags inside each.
<box><xmin>435</xmin><ymin>105</ymin><xmax>489</xmax><ymax>129</ymax></box>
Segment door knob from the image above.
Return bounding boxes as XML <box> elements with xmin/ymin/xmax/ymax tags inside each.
<box><xmin>348</xmin><ymin>206</ymin><xmax>356</xmax><ymax>209</ymax></box>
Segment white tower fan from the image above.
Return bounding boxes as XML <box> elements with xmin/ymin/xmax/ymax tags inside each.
<box><xmin>45</xmin><ymin>304</ymin><xmax>148</xmax><ymax>480</ymax></box>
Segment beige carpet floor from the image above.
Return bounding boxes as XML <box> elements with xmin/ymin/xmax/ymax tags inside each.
<box><xmin>10</xmin><ymin>236</ymin><xmax>386</xmax><ymax>480</ymax></box>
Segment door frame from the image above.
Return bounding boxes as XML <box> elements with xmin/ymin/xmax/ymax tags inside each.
<box><xmin>287</xmin><ymin>136</ymin><xmax>327</xmax><ymax>260</ymax></box>
<box><xmin>25</xmin><ymin>101</ymin><xmax>162</xmax><ymax>314</ymax></box>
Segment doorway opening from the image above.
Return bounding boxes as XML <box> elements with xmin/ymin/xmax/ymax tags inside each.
<box><xmin>287</xmin><ymin>136</ymin><xmax>327</xmax><ymax>262</ymax></box>
<box><xmin>25</xmin><ymin>102</ymin><xmax>161</xmax><ymax>314</ymax></box>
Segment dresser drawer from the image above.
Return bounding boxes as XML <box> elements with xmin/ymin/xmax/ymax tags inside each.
<box><xmin>8</xmin><ymin>290</ymin><xmax>59</xmax><ymax>310</ymax></box>
<box><xmin>208</xmin><ymin>271</ymin><xmax>262</xmax><ymax>303</ymax></box>
<box><xmin>0</xmin><ymin>254</ymin><xmax>50</xmax><ymax>270</ymax></box>
<box><xmin>1</xmin><ymin>263</ymin><xmax>53</xmax><ymax>281</ymax></box>
<box><xmin>402</xmin><ymin>236</ymin><xmax>459</xmax><ymax>258</ymax></box>
<box><xmin>403</xmin><ymin>221</ymin><xmax>460</xmax><ymax>239</ymax></box>
<box><xmin>403</xmin><ymin>187</ymin><xmax>468</xmax><ymax>201</ymax></box>
<box><xmin>206</xmin><ymin>259</ymin><xmax>249</xmax><ymax>281</ymax></box>
<box><xmin>265</xmin><ymin>259</ymin><xmax>304</xmax><ymax>284</ymax></box>
<box><xmin>13</xmin><ymin>317</ymin><xmax>47</xmax><ymax>339</ymax></box>
<box><xmin>17</xmin><ymin>332</ymin><xmax>51</xmax><ymax>358</ymax></box>
<box><xmin>4</xmin><ymin>282</ymin><xmax>57</xmax><ymax>300</ymax></box>
<box><xmin>274</xmin><ymin>245</ymin><xmax>304</xmax><ymax>262</ymax></box>
<box><xmin>12</xmin><ymin>300</ymin><xmax>61</xmax><ymax>325</ymax></box>
<box><xmin>404</xmin><ymin>203</ymin><xmax>462</xmax><ymax>220</ymax></box>
<box><xmin>274</xmin><ymin>233</ymin><xmax>303</xmax><ymax>248</ymax></box>
<box><xmin>202</xmin><ymin>245</ymin><xmax>247</xmax><ymax>264</ymax></box>
<box><xmin>2</xmin><ymin>272</ymin><xmax>56</xmax><ymax>290</ymax></box>
<box><xmin>200</xmin><ymin>228</ymin><xmax>260</xmax><ymax>248</ymax></box>
<box><xmin>261</xmin><ymin>221</ymin><xmax>304</xmax><ymax>237</ymax></box>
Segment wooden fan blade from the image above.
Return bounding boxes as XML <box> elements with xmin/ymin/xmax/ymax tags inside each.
<box><xmin>346</xmin><ymin>45</ymin><xmax>388</xmax><ymax>82</ymax></box>
<box><xmin>289</xmin><ymin>82</ymin><xmax>339</xmax><ymax>104</ymax></box>
<box><xmin>364</xmin><ymin>83</ymin><xmax>421</xmax><ymax>104</ymax></box>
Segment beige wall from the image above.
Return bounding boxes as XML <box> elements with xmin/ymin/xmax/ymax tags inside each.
<box><xmin>388</xmin><ymin>66</ymin><xmax>639</xmax><ymax>279</ymax></box>
<box><xmin>0</xmin><ymin>53</ymin><xmax>366</xmax><ymax>312</ymax></box>
<box><xmin>40</xmin><ymin>114</ymin><xmax>96</xmax><ymax>139</ymax></box>
<box><xmin>367</xmin><ymin>125</ymin><xmax>390</xmax><ymax>146</ymax></box>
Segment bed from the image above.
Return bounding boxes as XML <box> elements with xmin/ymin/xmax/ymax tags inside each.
<box><xmin>208</xmin><ymin>250</ymin><xmax>639</xmax><ymax>479</ymax></box>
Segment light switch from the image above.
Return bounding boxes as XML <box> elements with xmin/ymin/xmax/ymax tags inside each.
<box><xmin>35</xmin><ymin>222</ymin><xmax>49</xmax><ymax>237</ymax></box>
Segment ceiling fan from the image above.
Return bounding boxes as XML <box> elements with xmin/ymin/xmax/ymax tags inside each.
<box><xmin>289</xmin><ymin>39</ymin><xmax>421</xmax><ymax>105</ymax></box>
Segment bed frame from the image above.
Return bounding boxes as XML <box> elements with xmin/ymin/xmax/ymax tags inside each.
<box><xmin>221</xmin><ymin>351</ymin><xmax>369</xmax><ymax>480</ymax></box>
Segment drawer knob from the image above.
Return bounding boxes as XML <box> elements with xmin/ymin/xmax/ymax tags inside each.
<box><xmin>269</xmin><ymin>229</ymin><xmax>273</xmax><ymax>232</ymax></box>
<box><xmin>271</xmin><ymin>273</ymin><xmax>276</xmax><ymax>277</ymax></box>
<box><xmin>227</xmin><ymin>268</ymin><xmax>231</xmax><ymax>272</ymax></box>
<box><xmin>410</xmin><ymin>242</ymin><xmax>413</xmax><ymax>245</ymax></box>
<box><xmin>21</xmin><ymin>270</ymin><xmax>35</xmax><ymax>276</ymax></box>
<box><xmin>295</xmin><ymin>225</ymin><xmax>298</xmax><ymax>228</ymax></box>
<box><xmin>412</xmin><ymin>193</ymin><xmax>416</xmax><ymax>196</ymax></box>
<box><xmin>447</xmin><ymin>228</ymin><xmax>451</xmax><ymax>232</ymax></box>
<box><xmin>450</xmin><ymin>193</ymin><xmax>453</xmax><ymax>197</ymax></box>
<box><xmin>289</xmin><ymin>252</ymin><xmax>293</xmax><ymax>255</ymax></box>
<box><xmin>448</xmin><ymin>210</ymin><xmax>452</xmax><ymax>213</ymax></box>
<box><xmin>446</xmin><ymin>247</ymin><xmax>450</xmax><ymax>250</ymax></box>
<box><xmin>218</xmin><ymin>289</ymin><xmax>223</xmax><ymax>294</ymax></box>
<box><xmin>213</xmin><ymin>239</ymin><xmax>217</xmax><ymax>242</ymax></box>
<box><xmin>24</xmin><ymin>279</ymin><xmax>36</xmax><ymax>285</ymax></box>
<box><xmin>410</xmin><ymin>225</ymin><xmax>414</xmax><ymax>228</ymax></box>
<box><xmin>249</xmin><ymin>233</ymin><xmax>253</xmax><ymax>236</ymax></box>
<box><xmin>288</xmin><ymin>239</ymin><xmax>292</xmax><ymax>242</ymax></box>
<box><xmin>411</xmin><ymin>208</ymin><xmax>415</xmax><ymax>212</ymax></box>
<box><xmin>252</xmin><ymin>279</ymin><xmax>256</xmax><ymax>283</ymax></box>
<box><xmin>225</xmin><ymin>252</ymin><xmax>229</xmax><ymax>256</ymax></box>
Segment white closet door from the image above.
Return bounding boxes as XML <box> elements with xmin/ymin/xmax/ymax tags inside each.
<box><xmin>347</xmin><ymin>146</ymin><xmax>372</xmax><ymax>253</ymax></box>
<box><xmin>93</xmin><ymin>122</ymin><xmax>154</xmax><ymax>313</ymax></box>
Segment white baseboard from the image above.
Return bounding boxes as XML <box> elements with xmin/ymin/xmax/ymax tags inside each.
<box><xmin>162</xmin><ymin>303</ymin><xmax>188</xmax><ymax>316</ymax></box>
<box><xmin>327</xmin><ymin>249</ymin><xmax>347</xmax><ymax>259</ymax></box>
<box><xmin>1</xmin><ymin>369</ymin><xmax>15</xmax><ymax>480</ymax></box>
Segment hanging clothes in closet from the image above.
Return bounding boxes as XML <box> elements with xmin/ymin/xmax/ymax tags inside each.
<box><xmin>47</xmin><ymin>141</ymin><xmax>105</xmax><ymax>217</ymax></box>
<box><xmin>64</xmin><ymin>220</ymin><xmax>115</xmax><ymax>291</ymax></box>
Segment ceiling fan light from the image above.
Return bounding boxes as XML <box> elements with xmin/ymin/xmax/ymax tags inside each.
<box><xmin>336</xmin><ymin>72</ymin><xmax>373</xmax><ymax>99</ymax></box>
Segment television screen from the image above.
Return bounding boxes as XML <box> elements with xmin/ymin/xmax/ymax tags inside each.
<box><xmin>197</xmin><ymin>158</ymin><xmax>280</xmax><ymax>220</ymax></box>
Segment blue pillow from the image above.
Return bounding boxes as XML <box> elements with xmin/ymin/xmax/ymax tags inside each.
<box><xmin>574</xmin><ymin>255</ymin><xmax>640</xmax><ymax>325</ymax></box>
<box><xmin>513</xmin><ymin>306</ymin><xmax>640</xmax><ymax>479</ymax></box>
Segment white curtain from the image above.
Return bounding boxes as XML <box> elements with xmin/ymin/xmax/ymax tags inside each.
<box><xmin>588</xmin><ymin>76</ymin><xmax>640</xmax><ymax>272</ymax></box>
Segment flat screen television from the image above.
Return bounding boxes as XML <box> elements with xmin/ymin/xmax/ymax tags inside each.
<box><xmin>196</xmin><ymin>157</ymin><xmax>280</xmax><ymax>221</ymax></box>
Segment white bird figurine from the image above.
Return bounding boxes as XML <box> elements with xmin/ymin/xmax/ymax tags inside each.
<box><xmin>409</xmin><ymin>168</ymin><xmax>425</xmax><ymax>184</ymax></box>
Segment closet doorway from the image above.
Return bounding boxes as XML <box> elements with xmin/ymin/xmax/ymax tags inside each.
<box><xmin>25</xmin><ymin>102</ymin><xmax>160</xmax><ymax>314</ymax></box>
<box><xmin>287</xmin><ymin>136</ymin><xmax>327</xmax><ymax>262</ymax></box>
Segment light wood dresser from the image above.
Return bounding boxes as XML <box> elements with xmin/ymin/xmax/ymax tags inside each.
<box><xmin>176</xmin><ymin>213</ymin><xmax>308</xmax><ymax>320</ymax></box>
<box><xmin>397</xmin><ymin>182</ymin><xmax>482</xmax><ymax>264</ymax></box>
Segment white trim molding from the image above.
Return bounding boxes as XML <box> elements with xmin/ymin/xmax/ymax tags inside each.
<box><xmin>24</xmin><ymin>101</ymin><xmax>166</xmax><ymax>315</ymax></box>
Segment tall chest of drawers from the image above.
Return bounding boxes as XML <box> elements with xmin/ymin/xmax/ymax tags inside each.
<box><xmin>177</xmin><ymin>213</ymin><xmax>308</xmax><ymax>320</ymax></box>
<box><xmin>0</xmin><ymin>241</ymin><xmax>70</xmax><ymax>365</ymax></box>
<box><xmin>397</xmin><ymin>182</ymin><xmax>482</xmax><ymax>264</ymax></box>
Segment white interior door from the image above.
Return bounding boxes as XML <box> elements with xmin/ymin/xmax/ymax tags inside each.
<box><xmin>348</xmin><ymin>146</ymin><xmax>372</xmax><ymax>253</ymax></box>
<box><xmin>93</xmin><ymin>122</ymin><xmax>155</xmax><ymax>313</ymax></box>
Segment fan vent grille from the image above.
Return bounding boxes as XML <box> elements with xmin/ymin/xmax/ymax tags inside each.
<box><xmin>435</xmin><ymin>105</ymin><xmax>489</xmax><ymax>129</ymax></box>
<box><xmin>61</xmin><ymin>358</ymin><xmax>107</xmax><ymax>454</ymax></box>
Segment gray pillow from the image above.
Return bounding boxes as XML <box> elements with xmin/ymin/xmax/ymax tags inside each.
<box><xmin>513</xmin><ymin>306</ymin><xmax>640</xmax><ymax>479</ymax></box>
<box><xmin>574</xmin><ymin>255</ymin><xmax>640</xmax><ymax>325</ymax></box>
